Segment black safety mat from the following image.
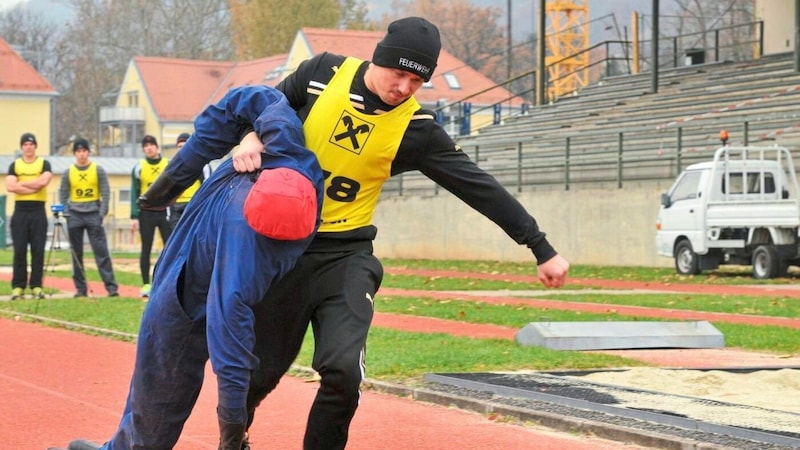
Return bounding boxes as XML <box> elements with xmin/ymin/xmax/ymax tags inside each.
<box><xmin>425</xmin><ymin>368</ymin><xmax>800</xmax><ymax>448</ymax></box>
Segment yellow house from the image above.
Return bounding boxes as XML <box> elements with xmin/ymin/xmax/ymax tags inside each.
<box><xmin>99</xmin><ymin>55</ymin><xmax>288</xmax><ymax>159</ymax></box>
<box><xmin>0</xmin><ymin>37</ymin><xmax>58</xmax><ymax>156</ymax></box>
<box><xmin>284</xmin><ymin>27</ymin><xmax>526</xmax><ymax>132</ymax></box>
<box><xmin>103</xmin><ymin>27</ymin><xmax>525</xmax><ymax>153</ymax></box>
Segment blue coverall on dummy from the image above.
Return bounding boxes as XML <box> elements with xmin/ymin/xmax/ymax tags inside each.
<box><xmin>101</xmin><ymin>87</ymin><xmax>324</xmax><ymax>449</ymax></box>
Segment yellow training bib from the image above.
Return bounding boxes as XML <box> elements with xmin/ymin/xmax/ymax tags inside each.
<box><xmin>139</xmin><ymin>158</ymin><xmax>168</xmax><ymax>190</ymax></box>
<box><xmin>175</xmin><ymin>179</ymin><xmax>201</xmax><ymax>204</ymax></box>
<box><xmin>68</xmin><ymin>162</ymin><xmax>101</xmax><ymax>203</ymax></box>
<box><xmin>304</xmin><ymin>57</ymin><xmax>419</xmax><ymax>232</ymax></box>
<box><xmin>13</xmin><ymin>157</ymin><xmax>47</xmax><ymax>202</ymax></box>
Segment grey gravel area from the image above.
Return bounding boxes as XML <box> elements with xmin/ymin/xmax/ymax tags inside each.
<box><xmin>358</xmin><ymin>375</ymin><xmax>800</xmax><ymax>450</ymax></box>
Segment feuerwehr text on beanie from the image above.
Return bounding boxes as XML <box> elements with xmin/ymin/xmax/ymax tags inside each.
<box><xmin>372</xmin><ymin>17</ymin><xmax>441</xmax><ymax>82</ymax></box>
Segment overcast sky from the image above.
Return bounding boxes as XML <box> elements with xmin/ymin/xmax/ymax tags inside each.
<box><xmin>364</xmin><ymin>1</ymin><xmax>673</xmax><ymax>41</ymax></box>
<box><xmin>2</xmin><ymin>0</ymin><xmax>674</xmax><ymax>44</ymax></box>
<box><xmin>0</xmin><ymin>0</ymin><xmax>23</xmax><ymax>10</ymax></box>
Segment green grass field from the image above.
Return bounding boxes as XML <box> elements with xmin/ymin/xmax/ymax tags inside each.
<box><xmin>1</xmin><ymin>250</ymin><xmax>798</xmax><ymax>381</ymax></box>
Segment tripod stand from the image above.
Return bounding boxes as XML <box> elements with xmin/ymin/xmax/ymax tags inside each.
<box><xmin>42</xmin><ymin>211</ymin><xmax>86</xmax><ymax>299</ymax></box>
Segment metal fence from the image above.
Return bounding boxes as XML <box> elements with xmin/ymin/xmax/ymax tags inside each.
<box><xmin>381</xmin><ymin>117</ymin><xmax>800</xmax><ymax>197</ymax></box>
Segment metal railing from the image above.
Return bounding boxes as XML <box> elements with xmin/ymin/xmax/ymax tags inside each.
<box><xmin>381</xmin><ymin>115</ymin><xmax>800</xmax><ymax>197</ymax></box>
<box><xmin>434</xmin><ymin>21</ymin><xmax>765</xmax><ymax>137</ymax></box>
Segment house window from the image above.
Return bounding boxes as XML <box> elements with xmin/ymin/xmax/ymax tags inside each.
<box><xmin>443</xmin><ymin>73</ymin><xmax>461</xmax><ymax>89</ymax></box>
<box><xmin>127</xmin><ymin>91</ymin><xmax>139</xmax><ymax>107</ymax></box>
<box><xmin>119</xmin><ymin>188</ymin><xmax>131</xmax><ymax>204</ymax></box>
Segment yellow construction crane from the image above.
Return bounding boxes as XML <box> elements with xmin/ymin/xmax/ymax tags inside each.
<box><xmin>544</xmin><ymin>0</ymin><xmax>589</xmax><ymax>102</ymax></box>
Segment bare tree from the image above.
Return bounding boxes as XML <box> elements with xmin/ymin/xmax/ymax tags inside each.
<box><xmin>338</xmin><ymin>0</ymin><xmax>374</xmax><ymax>30</ymax></box>
<box><xmin>3</xmin><ymin>0</ymin><xmax>376</xmax><ymax>147</ymax></box>
<box><xmin>665</xmin><ymin>0</ymin><xmax>756</xmax><ymax>63</ymax></box>
<box><xmin>387</xmin><ymin>0</ymin><xmax>507</xmax><ymax>76</ymax></box>
<box><xmin>2</xmin><ymin>0</ymin><xmax>234</xmax><ymax>150</ymax></box>
<box><xmin>0</xmin><ymin>5</ymin><xmax>62</xmax><ymax>81</ymax></box>
<box><xmin>229</xmin><ymin>0</ymin><xmax>371</xmax><ymax>60</ymax></box>
<box><xmin>384</xmin><ymin>0</ymin><xmax>539</xmax><ymax>101</ymax></box>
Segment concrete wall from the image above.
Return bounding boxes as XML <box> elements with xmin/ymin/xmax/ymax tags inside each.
<box><xmin>372</xmin><ymin>180</ymin><xmax>675</xmax><ymax>268</ymax></box>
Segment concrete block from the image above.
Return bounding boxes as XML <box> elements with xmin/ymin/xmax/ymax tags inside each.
<box><xmin>515</xmin><ymin>321</ymin><xmax>724</xmax><ymax>350</ymax></box>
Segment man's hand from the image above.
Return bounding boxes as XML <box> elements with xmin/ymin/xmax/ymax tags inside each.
<box><xmin>232</xmin><ymin>131</ymin><xmax>263</xmax><ymax>173</ymax></box>
<box><xmin>537</xmin><ymin>254</ymin><xmax>569</xmax><ymax>288</ymax></box>
<box><xmin>131</xmin><ymin>219</ymin><xmax>139</xmax><ymax>232</ymax></box>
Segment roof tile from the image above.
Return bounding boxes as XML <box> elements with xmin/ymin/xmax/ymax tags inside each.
<box><xmin>0</xmin><ymin>37</ymin><xmax>57</xmax><ymax>94</ymax></box>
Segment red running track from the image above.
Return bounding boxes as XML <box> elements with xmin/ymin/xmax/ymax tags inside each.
<box><xmin>0</xmin><ymin>318</ymin><xmax>648</xmax><ymax>450</ymax></box>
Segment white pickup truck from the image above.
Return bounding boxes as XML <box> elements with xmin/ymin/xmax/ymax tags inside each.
<box><xmin>655</xmin><ymin>145</ymin><xmax>800</xmax><ymax>278</ymax></box>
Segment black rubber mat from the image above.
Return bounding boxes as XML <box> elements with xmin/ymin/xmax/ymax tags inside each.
<box><xmin>425</xmin><ymin>368</ymin><xmax>800</xmax><ymax>448</ymax></box>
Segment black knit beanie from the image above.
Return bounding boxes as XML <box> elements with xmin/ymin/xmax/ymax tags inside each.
<box><xmin>142</xmin><ymin>134</ymin><xmax>158</xmax><ymax>147</ymax></box>
<box><xmin>372</xmin><ymin>17</ymin><xmax>441</xmax><ymax>82</ymax></box>
<box><xmin>73</xmin><ymin>137</ymin><xmax>90</xmax><ymax>152</ymax></box>
<box><xmin>20</xmin><ymin>132</ymin><xmax>37</xmax><ymax>146</ymax></box>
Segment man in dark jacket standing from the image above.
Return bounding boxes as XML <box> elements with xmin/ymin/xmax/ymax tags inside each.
<box><xmin>59</xmin><ymin>137</ymin><xmax>119</xmax><ymax>297</ymax></box>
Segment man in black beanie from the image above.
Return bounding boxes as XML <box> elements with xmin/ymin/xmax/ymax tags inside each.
<box><xmin>131</xmin><ymin>16</ymin><xmax>569</xmax><ymax>450</ymax></box>
<box><xmin>371</xmin><ymin>16</ymin><xmax>440</xmax><ymax>83</ymax></box>
<box><xmin>6</xmin><ymin>132</ymin><xmax>52</xmax><ymax>300</ymax></box>
<box><xmin>167</xmin><ymin>132</ymin><xmax>214</xmax><ymax>230</ymax></box>
<box><xmin>130</xmin><ymin>134</ymin><xmax>171</xmax><ymax>297</ymax></box>
<box><xmin>231</xmin><ymin>16</ymin><xmax>570</xmax><ymax>449</ymax></box>
<box><xmin>58</xmin><ymin>137</ymin><xmax>119</xmax><ymax>297</ymax></box>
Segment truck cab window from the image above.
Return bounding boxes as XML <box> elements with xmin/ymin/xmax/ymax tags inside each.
<box><xmin>669</xmin><ymin>171</ymin><xmax>702</xmax><ymax>203</ymax></box>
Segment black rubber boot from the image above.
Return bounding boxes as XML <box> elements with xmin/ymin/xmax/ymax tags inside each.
<box><xmin>218</xmin><ymin>419</ymin><xmax>247</xmax><ymax>450</ymax></box>
<box><xmin>241</xmin><ymin>431</ymin><xmax>251</xmax><ymax>450</ymax></box>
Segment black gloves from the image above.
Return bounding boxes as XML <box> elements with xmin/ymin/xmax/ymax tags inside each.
<box><xmin>137</xmin><ymin>172</ymin><xmax>190</xmax><ymax>211</ymax></box>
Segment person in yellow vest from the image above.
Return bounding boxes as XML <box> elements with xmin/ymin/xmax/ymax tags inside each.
<box><xmin>58</xmin><ymin>138</ymin><xmax>119</xmax><ymax>298</ymax></box>
<box><xmin>168</xmin><ymin>132</ymin><xmax>212</xmax><ymax>230</ymax></box>
<box><xmin>130</xmin><ymin>134</ymin><xmax>171</xmax><ymax>297</ymax></box>
<box><xmin>5</xmin><ymin>132</ymin><xmax>52</xmax><ymax>300</ymax></box>
<box><xmin>234</xmin><ymin>17</ymin><xmax>570</xmax><ymax>449</ymax></box>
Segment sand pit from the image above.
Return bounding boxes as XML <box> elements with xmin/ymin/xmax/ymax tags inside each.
<box><xmin>571</xmin><ymin>367</ymin><xmax>800</xmax><ymax>413</ymax></box>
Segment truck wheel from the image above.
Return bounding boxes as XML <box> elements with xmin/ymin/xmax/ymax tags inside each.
<box><xmin>674</xmin><ymin>240</ymin><xmax>700</xmax><ymax>275</ymax></box>
<box><xmin>752</xmin><ymin>245</ymin><xmax>783</xmax><ymax>279</ymax></box>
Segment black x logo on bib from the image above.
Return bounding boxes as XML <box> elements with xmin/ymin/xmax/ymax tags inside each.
<box><xmin>330</xmin><ymin>111</ymin><xmax>373</xmax><ymax>155</ymax></box>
